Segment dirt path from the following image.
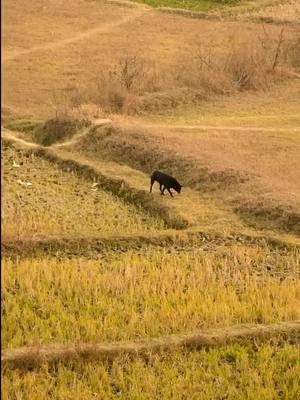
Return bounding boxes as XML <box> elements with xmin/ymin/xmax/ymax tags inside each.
<box><xmin>3</xmin><ymin>227</ymin><xmax>298</xmax><ymax>260</ymax></box>
<box><xmin>1</xmin><ymin>128</ymin><xmax>40</xmax><ymax>149</ymax></box>
<box><xmin>3</xmin><ymin>321</ymin><xmax>299</xmax><ymax>369</ymax></box>
<box><xmin>49</xmin><ymin>119</ymin><xmax>300</xmax><ymax>155</ymax></box>
<box><xmin>144</xmin><ymin>124</ymin><xmax>300</xmax><ymax>133</ymax></box>
<box><xmin>2</xmin><ymin>6</ymin><xmax>149</xmax><ymax>62</ymax></box>
<box><xmin>53</xmin><ymin>119</ymin><xmax>112</xmax><ymax>148</ymax></box>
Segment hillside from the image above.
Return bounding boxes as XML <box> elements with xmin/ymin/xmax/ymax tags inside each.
<box><xmin>2</xmin><ymin>0</ymin><xmax>300</xmax><ymax>398</ymax></box>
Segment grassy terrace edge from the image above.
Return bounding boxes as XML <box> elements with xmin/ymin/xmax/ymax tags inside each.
<box><xmin>2</xmin><ymin>129</ymin><xmax>300</xmax><ymax>259</ymax></box>
<box><xmin>2</xmin><ymin>321</ymin><xmax>300</xmax><ymax>369</ymax></box>
<box><xmin>2</xmin><ymin>228</ymin><xmax>299</xmax><ymax>260</ymax></box>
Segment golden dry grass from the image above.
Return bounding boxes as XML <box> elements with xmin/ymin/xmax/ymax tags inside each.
<box><xmin>243</xmin><ymin>0</ymin><xmax>300</xmax><ymax>22</ymax></box>
<box><xmin>2</xmin><ymin>1</ymin><xmax>300</xmax><ymax>397</ymax></box>
<box><xmin>142</xmin><ymin>79</ymin><xmax>300</xmax><ymax>128</ymax></box>
<box><xmin>3</xmin><ymin>0</ymin><xmax>299</xmax><ymax>233</ymax></box>
<box><xmin>2</xmin><ymin>0</ymin><xmax>298</xmax><ymax>117</ymax></box>
<box><xmin>3</xmin><ymin>342</ymin><xmax>299</xmax><ymax>400</ymax></box>
<box><xmin>1</xmin><ymin>0</ymin><xmax>138</xmax><ymax>52</ymax></box>
<box><xmin>71</xmin><ymin>119</ymin><xmax>300</xmax><ymax>233</ymax></box>
<box><xmin>2</xmin><ymin>245</ymin><xmax>299</xmax><ymax>348</ymax></box>
<box><xmin>1</xmin><ymin>145</ymin><xmax>165</xmax><ymax>241</ymax></box>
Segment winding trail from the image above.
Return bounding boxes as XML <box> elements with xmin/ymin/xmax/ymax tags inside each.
<box><xmin>144</xmin><ymin>124</ymin><xmax>300</xmax><ymax>133</ymax></box>
<box><xmin>53</xmin><ymin>119</ymin><xmax>112</xmax><ymax>148</ymax></box>
<box><xmin>40</xmin><ymin>119</ymin><xmax>300</xmax><ymax>155</ymax></box>
<box><xmin>2</xmin><ymin>5</ymin><xmax>149</xmax><ymax>62</ymax></box>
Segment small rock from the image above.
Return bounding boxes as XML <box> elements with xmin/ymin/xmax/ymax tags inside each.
<box><xmin>13</xmin><ymin>161</ymin><xmax>20</xmax><ymax>168</ymax></box>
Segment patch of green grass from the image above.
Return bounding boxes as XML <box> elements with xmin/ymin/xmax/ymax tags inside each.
<box><xmin>2</xmin><ymin>342</ymin><xmax>300</xmax><ymax>399</ymax></box>
<box><xmin>132</xmin><ymin>0</ymin><xmax>240</xmax><ymax>12</ymax></box>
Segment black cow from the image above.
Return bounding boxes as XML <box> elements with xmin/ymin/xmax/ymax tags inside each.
<box><xmin>150</xmin><ymin>170</ymin><xmax>182</xmax><ymax>198</ymax></box>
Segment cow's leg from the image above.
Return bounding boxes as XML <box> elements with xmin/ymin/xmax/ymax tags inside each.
<box><xmin>150</xmin><ymin>177</ymin><xmax>155</xmax><ymax>193</ymax></box>
<box><xmin>160</xmin><ymin>184</ymin><xmax>165</xmax><ymax>195</ymax></box>
<box><xmin>167</xmin><ymin>187</ymin><xmax>174</xmax><ymax>197</ymax></box>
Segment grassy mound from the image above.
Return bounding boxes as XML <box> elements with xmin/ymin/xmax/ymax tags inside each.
<box><xmin>32</xmin><ymin>117</ymin><xmax>89</xmax><ymax>146</ymax></box>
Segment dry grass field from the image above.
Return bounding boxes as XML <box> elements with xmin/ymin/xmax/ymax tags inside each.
<box><xmin>3</xmin><ymin>0</ymin><xmax>299</xmax><ymax>116</ymax></box>
<box><xmin>2</xmin><ymin>247</ymin><xmax>300</xmax><ymax>349</ymax></box>
<box><xmin>1</xmin><ymin>0</ymin><xmax>300</xmax><ymax>398</ymax></box>
<box><xmin>242</xmin><ymin>0</ymin><xmax>300</xmax><ymax>22</ymax></box>
<box><xmin>66</xmin><ymin>118</ymin><xmax>300</xmax><ymax>233</ymax></box>
<box><xmin>3</xmin><ymin>343</ymin><xmax>300</xmax><ymax>399</ymax></box>
<box><xmin>1</xmin><ymin>145</ymin><xmax>165</xmax><ymax>241</ymax></box>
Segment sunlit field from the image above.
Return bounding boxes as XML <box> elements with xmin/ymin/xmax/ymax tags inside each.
<box><xmin>3</xmin><ymin>342</ymin><xmax>300</xmax><ymax>400</ymax></box>
<box><xmin>1</xmin><ymin>145</ymin><xmax>165</xmax><ymax>241</ymax></box>
<box><xmin>2</xmin><ymin>0</ymin><xmax>300</xmax><ymax>398</ymax></box>
<box><xmin>3</xmin><ymin>245</ymin><xmax>299</xmax><ymax>348</ymax></box>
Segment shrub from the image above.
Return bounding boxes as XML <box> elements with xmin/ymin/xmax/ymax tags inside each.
<box><xmin>32</xmin><ymin>117</ymin><xmax>88</xmax><ymax>146</ymax></box>
<box><xmin>57</xmin><ymin>29</ymin><xmax>298</xmax><ymax>115</ymax></box>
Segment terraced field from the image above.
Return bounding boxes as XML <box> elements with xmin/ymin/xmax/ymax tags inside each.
<box><xmin>3</xmin><ymin>343</ymin><xmax>300</xmax><ymax>399</ymax></box>
<box><xmin>2</xmin><ymin>0</ymin><xmax>300</xmax><ymax>398</ymax></box>
<box><xmin>2</xmin><ymin>126</ymin><xmax>300</xmax><ymax>398</ymax></box>
<box><xmin>2</xmin><ymin>245</ymin><xmax>300</xmax><ymax>349</ymax></box>
<box><xmin>1</xmin><ymin>145</ymin><xmax>166</xmax><ymax>241</ymax></box>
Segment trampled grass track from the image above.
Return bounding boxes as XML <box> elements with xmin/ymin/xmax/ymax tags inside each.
<box><xmin>2</xmin><ymin>3</ymin><xmax>150</xmax><ymax>62</ymax></box>
<box><xmin>2</xmin><ymin>321</ymin><xmax>300</xmax><ymax>370</ymax></box>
